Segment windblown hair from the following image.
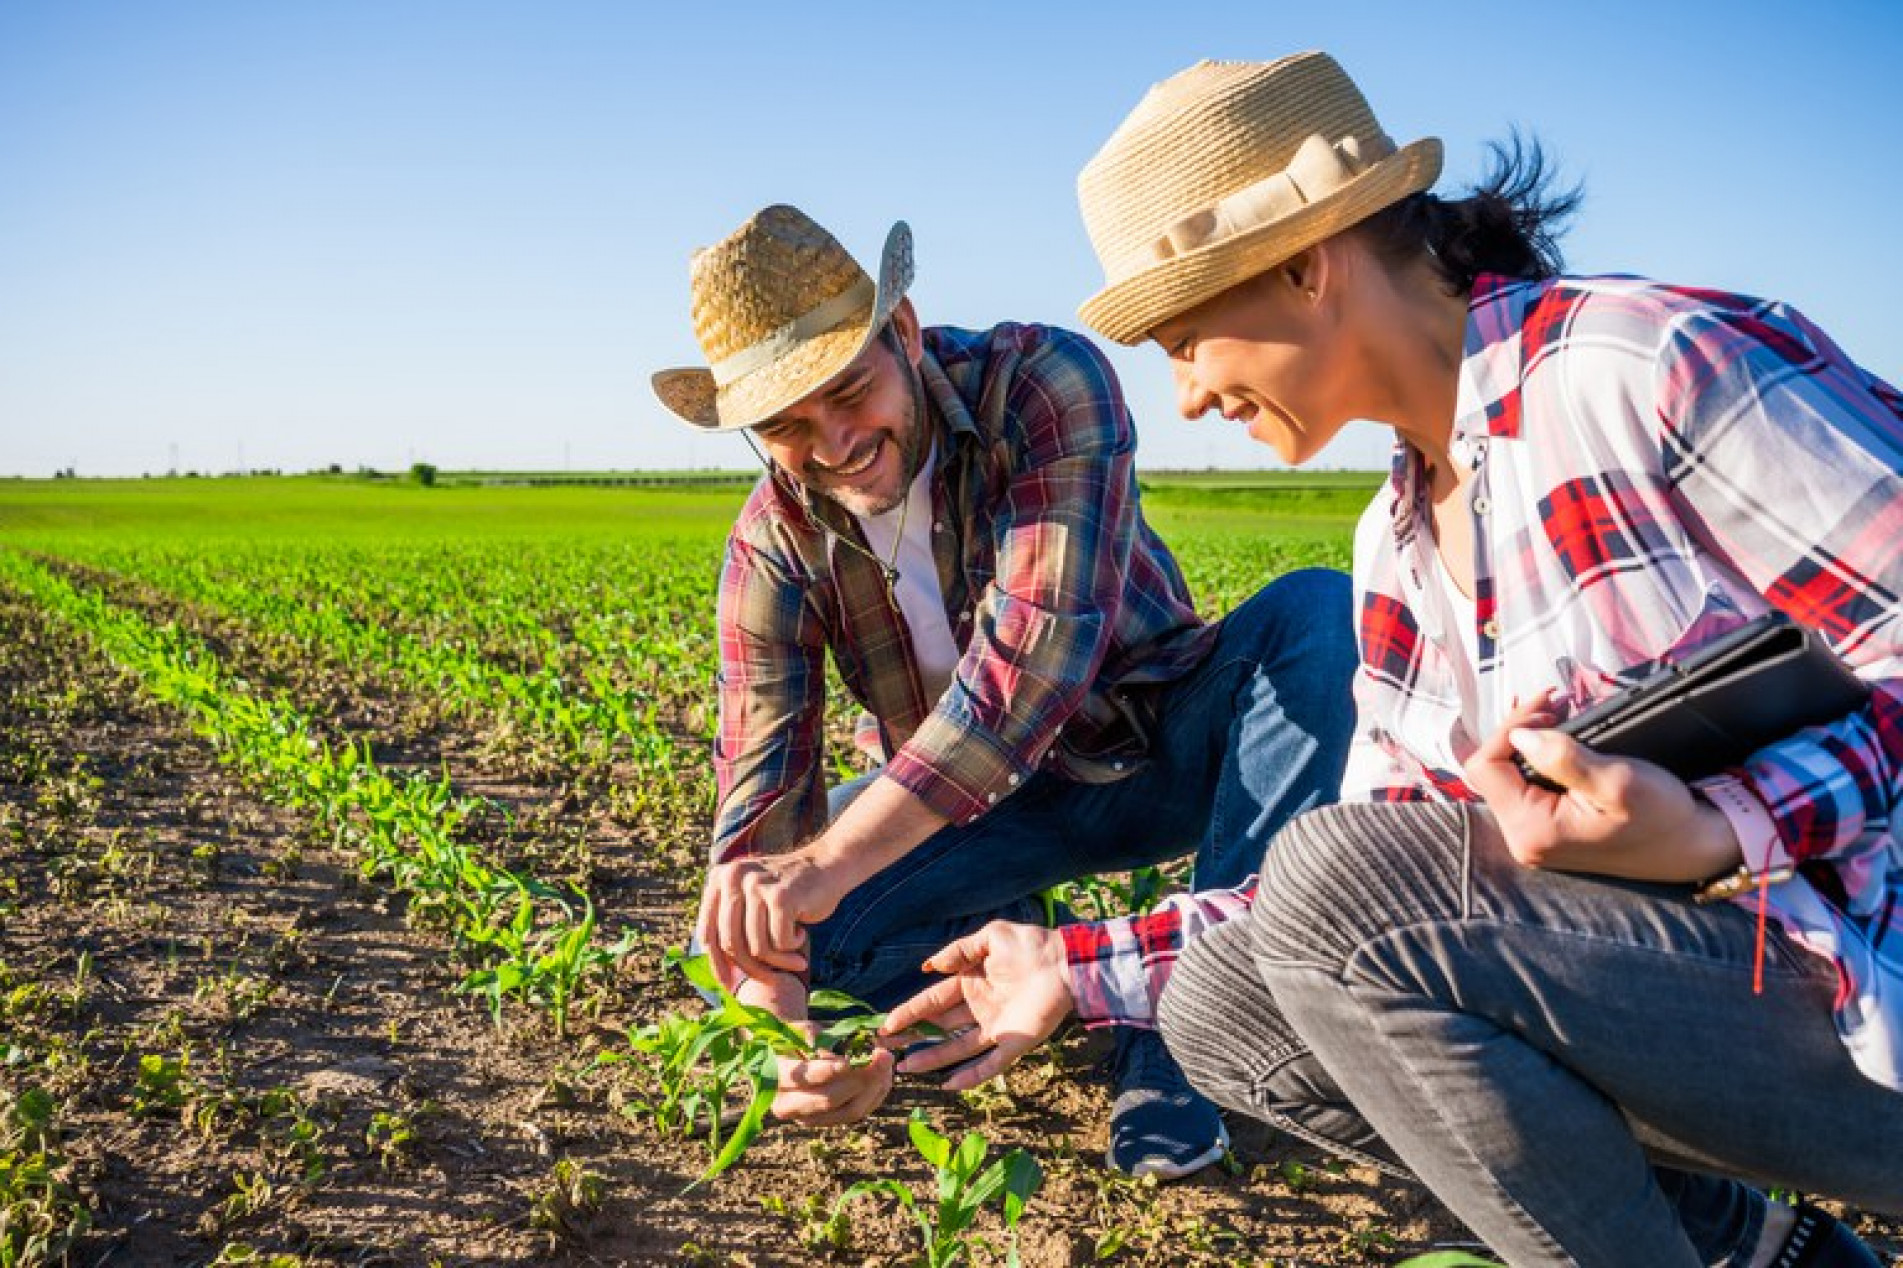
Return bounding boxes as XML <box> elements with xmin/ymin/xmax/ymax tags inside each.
<box><xmin>1353</xmin><ymin>132</ymin><xmax>1582</xmax><ymax>293</ymax></box>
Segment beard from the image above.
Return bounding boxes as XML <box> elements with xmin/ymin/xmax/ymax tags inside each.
<box><xmin>808</xmin><ymin>363</ymin><xmax>928</xmax><ymax>518</ymax></box>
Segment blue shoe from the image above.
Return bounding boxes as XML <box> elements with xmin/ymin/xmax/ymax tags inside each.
<box><xmin>1770</xmin><ymin>1203</ymin><xmax>1883</xmax><ymax>1268</ymax></box>
<box><xmin>1106</xmin><ymin>1028</ymin><xmax>1228</xmax><ymax>1179</ymax></box>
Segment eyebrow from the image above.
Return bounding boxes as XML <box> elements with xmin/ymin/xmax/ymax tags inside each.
<box><xmin>822</xmin><ymin>367</ymin><xmax>873</xmax><ymax>399</ymax></box>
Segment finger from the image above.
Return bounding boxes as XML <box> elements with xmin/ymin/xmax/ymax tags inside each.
<box><xmin>896</xmin><ymin>1022</ymin><xmax>989</xmax><ymax>1076</ymax></box>
<box><xmin>772</xmin><ymin>1050</ymin><xmax>893</xmax><ymax>1127</ymax></box>
<box><xmin>879</xmin><ymin>1000</ymin><xmax>977</xmax><ymax>1050</ymax></box>
<box><xmin>775</xmin><ymin>1052</ymin><xmax>853</xmax><ymax>1092</ymax></box>
<box><xmin>766</xmin><ymin>891</ymin><xmax>805</xmax><ymax>964</ymax></box>
<box><xmin>880</xmin><ymin>978</ymin><xmax>970</xmax><ymax>1035</ymax></box>
<box><xmin>692</xmin><ymin>874</ymin><xmax>724</xmax><ymax>961</ymax></box>
<box><xmin>705</xmin><ymin>938</ymin><xmax>745</xmax><ymax>995</ymax></box>
<box><xmin>942</xmin><ymin>1032</ymin><xmax>1038</xmax><ymax>1092</ymax></box>
<box><xmin>739</xmin><ymin>892</ymin><xmax>808</xmax><ymax>974</ymax></box>
<box><xmin>718</xmin><ymin>889</ymin><xmax>800</xmax><ymax>980</ymax></box>
<box><xmin>1506</xmin><ymin>726</ymin><xmax>1603</xmax><ymax>795</ymax></box>
<box><xmin>836</xmin><ymin>1048</ymin><xmax>895</xmax><ymax>1122</ymax></box>
<box><xmin>919</xmin><ymin>928</ymin><xmax>992</xmax><ymax>977</ymax></box>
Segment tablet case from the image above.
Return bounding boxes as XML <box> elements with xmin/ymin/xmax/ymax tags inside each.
<box><xmin>1515</xmin><ymin>611</ymin><xmax>1872</xmax><ymax>792</ymax></box>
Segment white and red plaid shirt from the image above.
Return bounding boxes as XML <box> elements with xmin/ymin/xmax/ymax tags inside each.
<box><xmin>1064</xmin><ymin>273</ymin><xmax>1903</xmax><ymax>1090</ymax></box>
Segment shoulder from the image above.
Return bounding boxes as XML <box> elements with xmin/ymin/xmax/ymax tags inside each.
<box><xmin>924</xmin><ymin>322</ymin><xmax>1129</xmax><ymax>455</ymax></box>
<box><xmin>1498</xmin><ymin>273</ymin><xmax>1819</xmax><ymax>369</ymax></box>
<box><xmin>924</xmin><ymin>321</ymin><xmax>1113</xmax><ymax>375</ymax></box>
<box><xmin>726</xmin><ymin>472</ymin><xmax>821</xmax><ymax>574</ymax></box>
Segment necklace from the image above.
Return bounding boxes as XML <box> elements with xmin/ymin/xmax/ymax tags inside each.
<box><xmin>743</xmin><ymin>431</ymin><xmax>914</xmax><ymax>605</ymax></box>
<box><xmin>864</xmin><ymin>470</ymin><xmax>912</xmax><ymax>602</ymax></box>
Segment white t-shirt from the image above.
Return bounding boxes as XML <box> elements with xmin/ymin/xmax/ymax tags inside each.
<box><xmin>855</xmin><ymin>445</ymin><xmax>960</xmax><ymax>703</ymax></box>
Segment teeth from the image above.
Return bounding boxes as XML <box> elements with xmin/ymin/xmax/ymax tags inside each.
<box><xmin>833</xmin><ymin>440</ymin><xmax>881</xmax><ymax>478</ymax></box>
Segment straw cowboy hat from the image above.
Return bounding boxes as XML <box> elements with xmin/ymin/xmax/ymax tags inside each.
<box><xmin>652</xmin><ymin>205</ymin><xmax>914</xmax><ymax>431</ymax></box>
<box><xmin>1077</xmin><ymin>52</ymin><xmax>1443</xmax><ymax>345</ymax></box>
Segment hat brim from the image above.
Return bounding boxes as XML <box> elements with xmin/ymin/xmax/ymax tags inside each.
<box><xmin>1078</xmin><ymin>138</ymin><xmax>1443</xmax><ymax>346</ymax></box>
<box><xmin>652</xmin><ymin>220</ymin><xmax>914</xmax><ymax>431</ymax></box>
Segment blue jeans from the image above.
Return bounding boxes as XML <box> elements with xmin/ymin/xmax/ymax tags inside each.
<box><xmin>805</xmin><ymin>567</ymin><xmax>1357</xmax><ymax>1009</ymax></box>
<box><xmin>1161</xmin><ymin>799</ymin><xmax>1903</xmax><ymax>1267</ymax></box>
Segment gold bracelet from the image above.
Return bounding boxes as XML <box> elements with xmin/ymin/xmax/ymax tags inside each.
<box><xmin>1692</xmin><ymin>863</ymin><xmax>1795</xmax><ymax>906</ymax></box>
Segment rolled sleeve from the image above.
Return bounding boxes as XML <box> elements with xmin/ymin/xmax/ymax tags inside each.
<box><xmin>710</xmin><ymin>531</ymin><xmax>831</xmax><ymax>863</ymax></box>
<box><xmin>885</xmin><ymin>330</ymin><xmax>1140</xmax><ymax>816</ymax></box>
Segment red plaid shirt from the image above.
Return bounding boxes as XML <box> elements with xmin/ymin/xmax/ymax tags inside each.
<box><xmin>1066</xmin><ymin>275</ymin><xmax>1903</xmax><ymax>1089</ymax></box>
<box><xmin>711</xmin><ymin>323</ymin><xmax>1213</xmax><ymax>862</ymax></box>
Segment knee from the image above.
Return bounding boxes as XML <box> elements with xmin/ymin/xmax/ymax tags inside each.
<box><xmin>1156</xmin><ymin>920</ymin><xmax>1300</xmax><ymax>1114</ymax></box>
<box><xmin>1251</xmin><ymin>801</ymin><xmax>1469</xmax><ymax>969</ymax></box>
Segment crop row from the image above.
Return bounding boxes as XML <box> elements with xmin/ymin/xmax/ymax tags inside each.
<box><xmin>0</xmin><ymin>551</ymin><xmax>631</xmax><ymax>1041</ymax></box>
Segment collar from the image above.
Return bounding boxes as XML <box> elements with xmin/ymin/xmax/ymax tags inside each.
<box><xmin>1384</xmin><ymin>274</ymin><xmax>1535</xmax><ymax>550</ymax></box>
<box><xmin>1452</xmin><ymin>272</ymin><xmax>1546</xmax><ymax>444</ymax></box>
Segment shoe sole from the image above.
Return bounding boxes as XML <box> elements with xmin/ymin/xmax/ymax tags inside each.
<box><xmin>1107</xmin><ymin>1122</ymin><xmax>1230</xmax><ymax>1181</ymax></box>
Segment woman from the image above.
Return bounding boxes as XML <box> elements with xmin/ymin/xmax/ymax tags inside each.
<box><xmin>883</xmin><ymin>53</ymin><xmax>1903</xmax><ymax>1266</ymax></box>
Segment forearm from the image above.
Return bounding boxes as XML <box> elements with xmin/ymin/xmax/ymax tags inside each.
<box><xmin>805</xmin><ymin>774</ymin><xmax>950</xmax><ymax>894</ymax></box>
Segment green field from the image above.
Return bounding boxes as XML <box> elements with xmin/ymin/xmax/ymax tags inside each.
<box><xmin>0</xmin><ymin>472</ymin><xmax>1427</xmax><ymax>1265</ymax></box>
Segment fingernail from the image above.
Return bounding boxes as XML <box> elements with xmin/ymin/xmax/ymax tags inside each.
<box><xmin>1508</xmin><ymin>728</ymin><xmax>1544</xmax><ymax>755</ymax></box>
<box><xmin>920</xmin><ymin>959</ymin><xmax>935</xmax><ymax>973</ymax></box>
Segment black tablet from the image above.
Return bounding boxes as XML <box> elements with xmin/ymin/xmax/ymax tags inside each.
<box><xmin>1515</xmin><ymin>611</ymin><xmax>1871</xmax><ymax>792</ymax></box>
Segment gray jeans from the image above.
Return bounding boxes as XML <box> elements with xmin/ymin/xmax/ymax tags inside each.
<box><xmin>1159</xmin><ymin>800</ymin><xmax>1903</xmax><ymax>1267</ymax></box>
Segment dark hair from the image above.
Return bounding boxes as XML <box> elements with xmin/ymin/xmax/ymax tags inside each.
<box><xmin>1353</xmin><ymin>132</ymin><xmax>1582</xmax><ymax>294</ymax></box>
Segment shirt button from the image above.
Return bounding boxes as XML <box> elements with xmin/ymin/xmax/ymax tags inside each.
<box><xmin>959</xmin><ymin>609</ymin><xmax>973</xmax><ymax>623</ymax></box>
<box><xmin>1007</xmin><ymin>772</ymin><xmax>1021</xmax><ymax>787</ymax></box>
<box><xmin>986</xmin><ymin>792</ymin><xmax>999</xmax><ymax>805</ymax></box>
<box><xmin>933</xmin><ymin>521</ymin><xmax>946</xmax><ymax>533</ymax></box>
<box><xmin>1482</xmin><ymin>619</ymin><xmax>1501</xmax><ymax>640</ymax></box>
<box><xmin>1473</xmin><ymin>496</ymin><xmax>1491</xmax><ymax>516</ymax></box>
<box><xmin>1112</xmin><ymin>760</ymin><xmax>1126</xmax><ymax>772</ymax></box>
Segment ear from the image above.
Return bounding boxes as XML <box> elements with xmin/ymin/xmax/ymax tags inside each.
<box><xmin>1278</xmin><ymin>246</ymin><xmax>1331</xmax><ymax>305</ymax></box>
<box><xmin>890</xmin><ymin>297</ymin><xmax>925</xmax><ymax>366</ymax></box>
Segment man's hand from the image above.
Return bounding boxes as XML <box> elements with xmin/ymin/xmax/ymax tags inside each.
<box><xmin>695</xmin><ymin>845</ymin><xmax>844</xmax><ymax>990</ymax></box>
<box><xmin>772</xmin><ymin>1047</ymin><xmax>895</xmax><ymax>1126</ymax></box>
<box><xmin>733</xmin><ymin>967</ymin><xmax>895</xmax><ymax>1127</ymax></box>
<box><xmin>1464</xmin><ymin>690</ymin><xmax>1742</xmax><ymax>883</ymax></box>
<box><xmin>878</xmin><ymin>921</ymin><xmax>1074</xmax><ymax>1092</ymax></box>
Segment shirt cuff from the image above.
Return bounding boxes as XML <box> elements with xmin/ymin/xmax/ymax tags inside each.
<box><xmin>1059</xmin><ymin>915</ymin><xmax>1159</xmax><ymax>1027</ymax></box>
<box><xmin>883</xmin><ymin>715</ymin><xmax>1035</xmax><ymax>826</ymax></box>
<box><xmin>1693</xmin><ymin>773</ymin><xmax>1791</xmax><ymax>874</ymax></box>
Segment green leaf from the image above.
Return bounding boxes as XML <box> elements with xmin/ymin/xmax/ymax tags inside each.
<box><xmin>692</xmin><ymin>1048</ymin><xmax>778</xmax><ymax>1188</ymax></box>
<box><xmin>907</xmin><ymin>1111</ymin><xmax>951</xmax><ymax>1170</ymax></box>
<box><xmin>807</xmin><ymin>987</ymin><xmax>880</xmax><ymax>1015</ymax></box>
<box><xmin>951</xmin><ymin>1129</ymin><xmax>988</xmax><ymax>1180</ymax></box>
<box><xmin>1000</xmin><ymin>1150</ymin><xmax>1042</xmax><ymax>1226</ymax></box>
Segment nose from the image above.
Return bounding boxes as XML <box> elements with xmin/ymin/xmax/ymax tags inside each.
<box><xmin>1172</xmin><ymin>359</ymin><xmax>1217</xmax><ymax>422</ymax></box>
<box><xmin>806</xmin><ymin>408</ymin><xmax>858</xmax><ymax>469</ymax></box>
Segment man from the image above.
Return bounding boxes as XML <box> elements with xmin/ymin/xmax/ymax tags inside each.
<box><xmin>650</xmin><ymin>204</ymin><xmax>1355</xmax><ymax>1176</ymax></box>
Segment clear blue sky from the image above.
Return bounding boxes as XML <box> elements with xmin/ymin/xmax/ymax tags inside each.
<box><xmin>3</xmin><ymin>0</ymin><xmax>1899</xmax><ymax>477</ymax></box>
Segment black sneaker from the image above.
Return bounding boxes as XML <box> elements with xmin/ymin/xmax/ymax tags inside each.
<box><xmin>1106</xmin><ymin>1027</ymin><xmax>1228</xmax><ymax>1179</ymax></box>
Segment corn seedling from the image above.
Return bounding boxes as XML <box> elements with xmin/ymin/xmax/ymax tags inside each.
<box><xmin>834</xmin><ymin>1110</ymin><xmax>1042</xmax><ymax>1268</ymax></box>
<box><xmin>607</xmin><ymin>950</ymin><xmax>885</xmax><ymax>1186</ymax></box>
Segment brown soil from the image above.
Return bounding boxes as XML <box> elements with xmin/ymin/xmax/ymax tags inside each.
<box><xmin>2</xmin><ymin>577</ymin><xmax>1897</xmax><ymax>1268</ymax></box>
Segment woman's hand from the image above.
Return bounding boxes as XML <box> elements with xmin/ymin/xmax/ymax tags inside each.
<box><xmin>1463</xmin><ymin>690</ymin><xmax>1742</xmax><ymax>883</ymax></box>
<box><xmin>878</xmin><ymin>921</ymin><xmax>1075</xmax><ymax>1092</ymax></box>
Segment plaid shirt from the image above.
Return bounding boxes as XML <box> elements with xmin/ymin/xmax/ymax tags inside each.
<box><xmin>1065</xmin><ymin>274</ymin><xmax>1903</xmax><ymax>1089</ymax></box>
<box><xmin>711</xmin><ymin>322</ymin><xmax>1213</xmax><ymax>862</ymax></box>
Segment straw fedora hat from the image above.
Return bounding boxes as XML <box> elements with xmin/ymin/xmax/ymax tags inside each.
<box><xmin>652</xmin><ymin>204</ymin><xmax>914</xmax><ymax>431</ymax></box>
<box><xmin>1077</xmin><ymin>53</ymin><xmax>1442</xmax><ymax>345</ymax></box>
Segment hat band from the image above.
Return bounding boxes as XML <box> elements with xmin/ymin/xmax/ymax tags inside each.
<box><xmin>1148</xmin><ymin>130</ymin><xmax>1398</xmax><ymax>264</ymax></box>
<box><xmin>709</xmin><ymin>277</ymin><xmax>877</xmax><ymax>387</ymax></box>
